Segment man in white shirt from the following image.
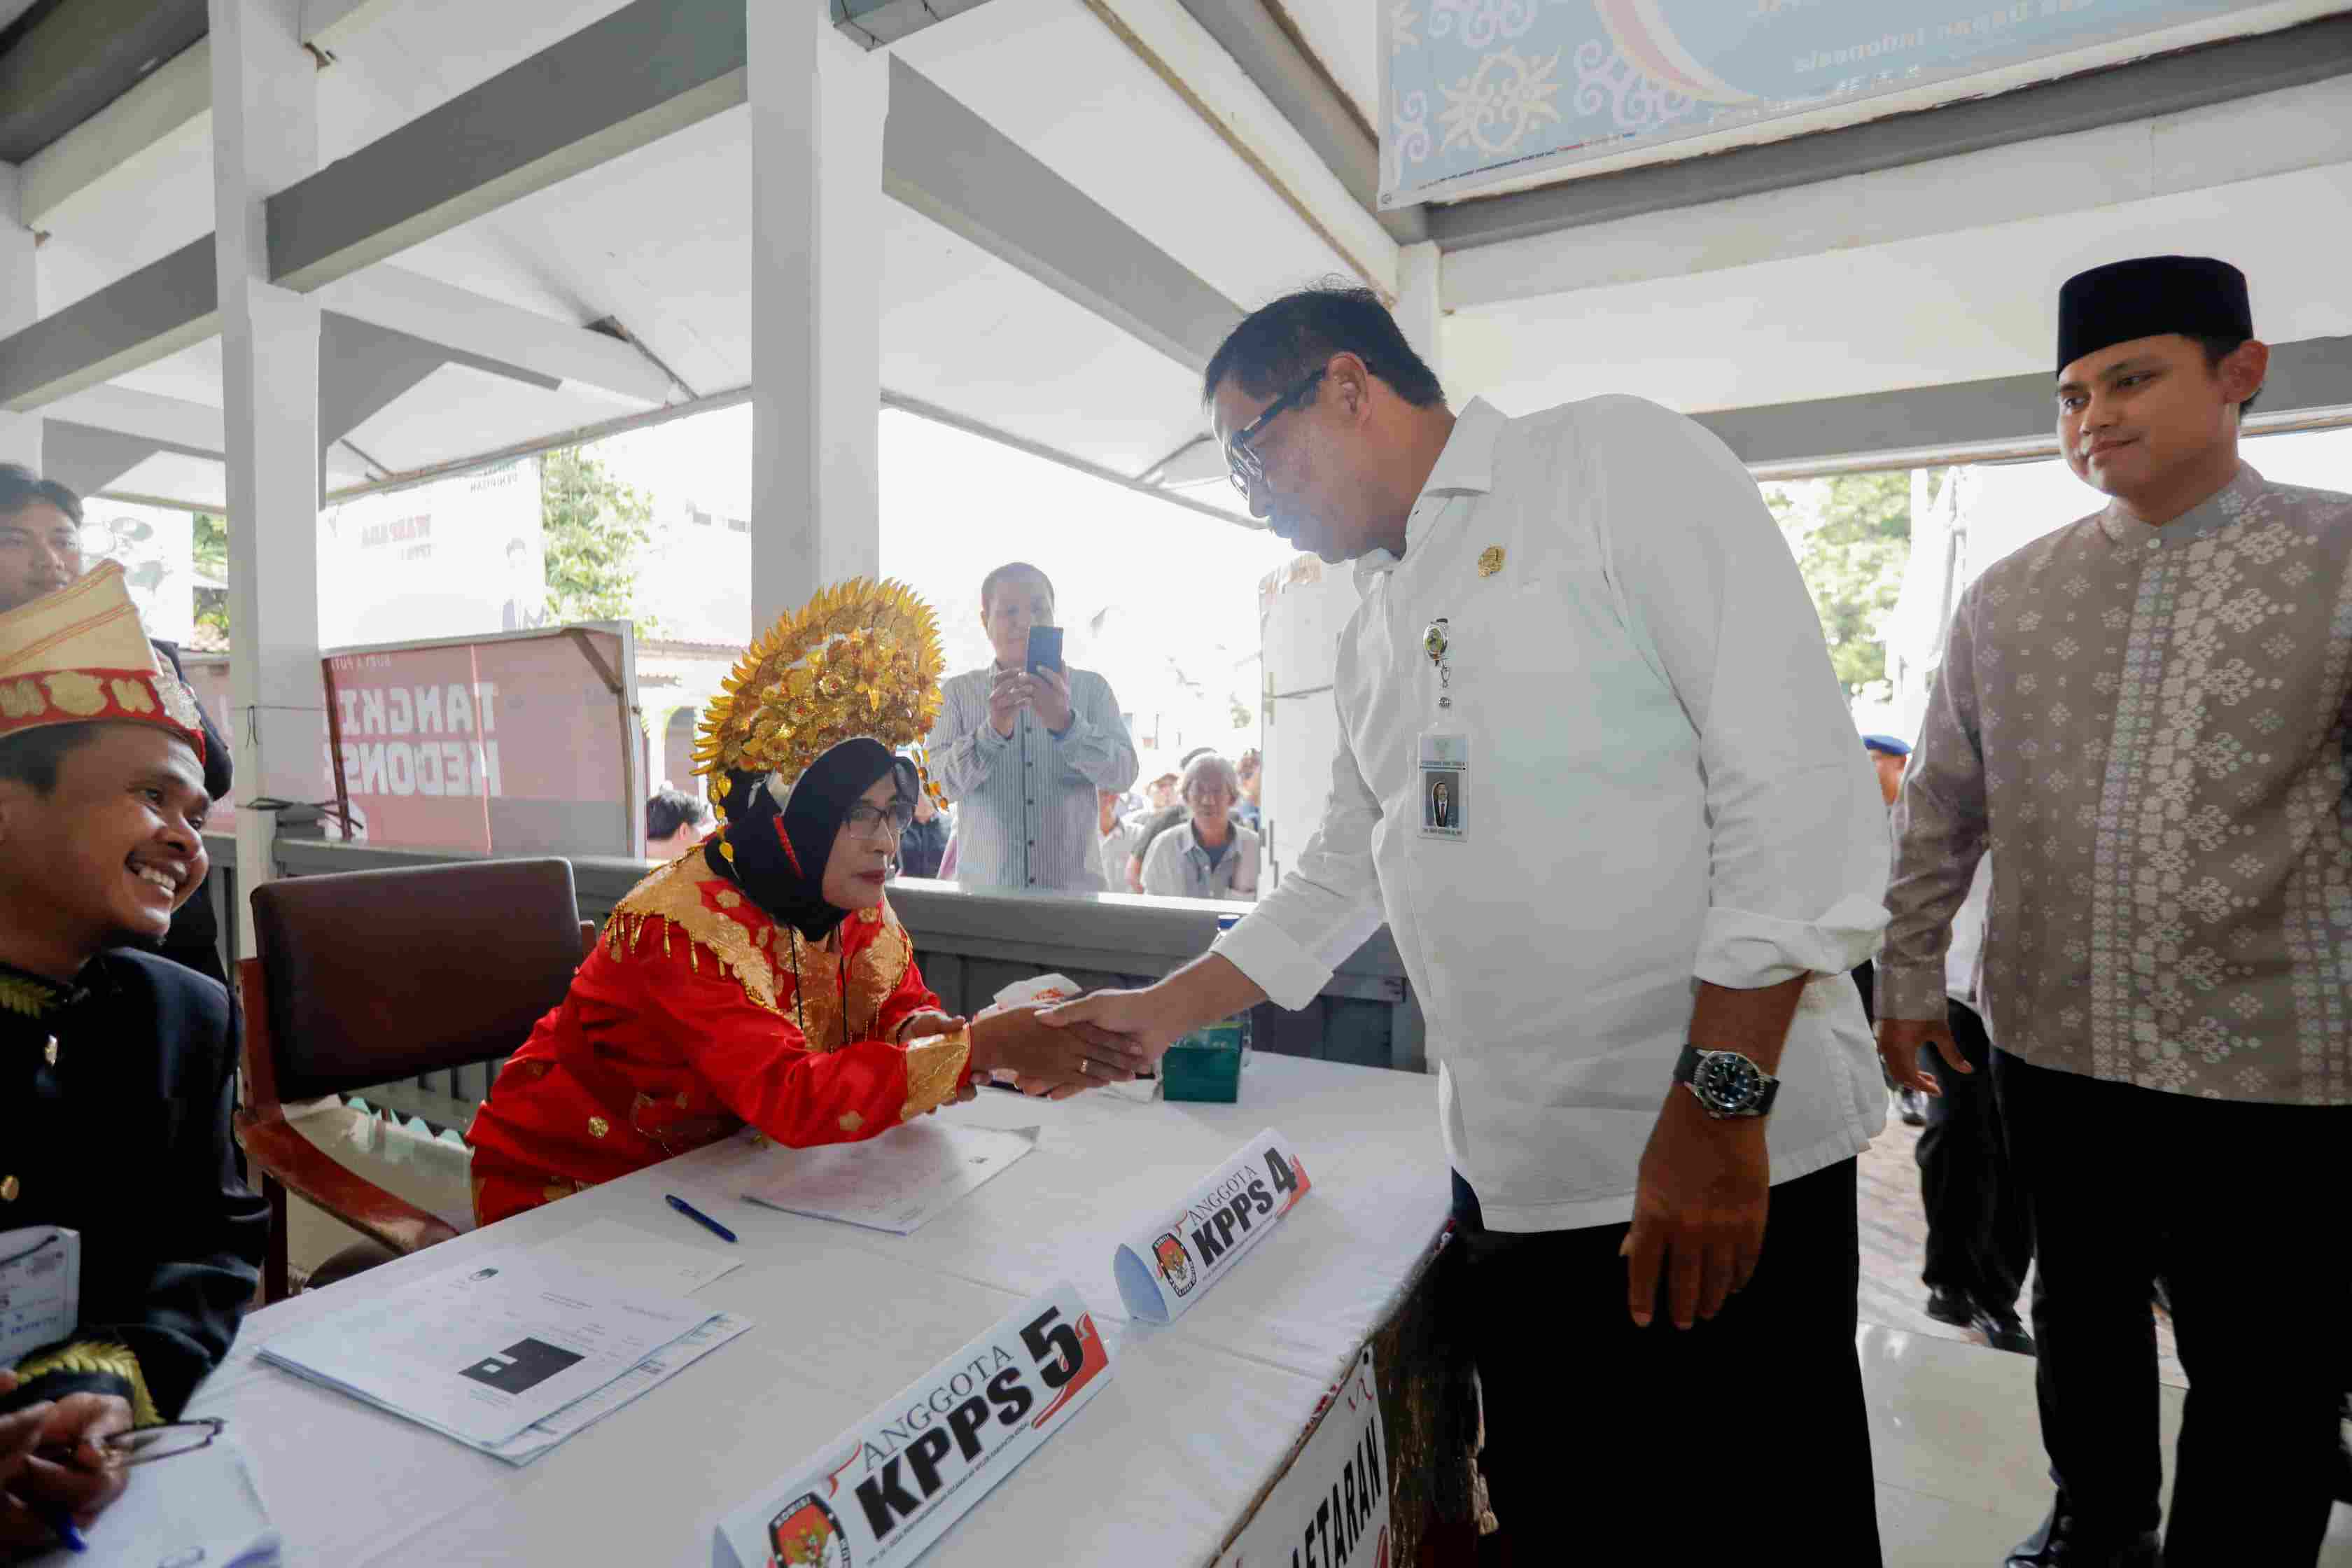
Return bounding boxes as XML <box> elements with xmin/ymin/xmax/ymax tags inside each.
<box><xmin>1047</xmin><ymin>286</ymin><xmax>1889</xmax><ymax>1558</ymax></box>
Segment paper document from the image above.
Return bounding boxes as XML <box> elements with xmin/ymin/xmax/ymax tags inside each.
<box><xmin>741</xmin><ymin>1121</ymin><xmax>1035</xmax><ymax>1235</ymax></box>
<box><xmin>540</xmin><ymin>1217</ymin><xmax>741</xmax><ymax>1294</ymax></box>
<box><xmin>22</xmin><ymin>1433</ymin><xmax>279</xmax><ymax>1568</ymax></box>
<box><xmin>484</xmin><ymin>1311</ymin><xmax>756</xmax><ymax>1465</ymax></box>
<box><xmin>0</xmin><ymin>1227</ymin><xmax>78</xmax><ymax>1366</ymax></box>
<box><xmin>258</xmin><ymin>1251</ymin><xmax>717</xmax><ymax>1446</ymax></box>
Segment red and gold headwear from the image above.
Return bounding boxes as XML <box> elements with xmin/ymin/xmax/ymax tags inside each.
<box><xmin>0</xmin><ymin>561</ymin><xmax>205</xmax><ymax>762</ymax></box>
<box><xmin>692</xmin><ymin>579</ymin><xmax>946</xmax><ymax>858</ymax></box>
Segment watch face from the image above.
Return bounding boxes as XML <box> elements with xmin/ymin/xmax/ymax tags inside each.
<box><xmin>1695</xmin><ymin>1051</ymin><xmax>1763</xmax><ymax>1113</ymax></box>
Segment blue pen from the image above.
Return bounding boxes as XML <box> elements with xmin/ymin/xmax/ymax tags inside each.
<box><xmin>666</xmin><ymin>1193</ymin><xmax>737</xmax><ymax>1244</ymax></box>
<box><xmin>34</xmin><ymin>1504</ymin><xmax>85</xmax><ymax>1554</ymax></box>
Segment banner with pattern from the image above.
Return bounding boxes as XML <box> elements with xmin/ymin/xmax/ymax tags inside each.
<box><xmin>1380</xmin><ymin>1</ymin><xmax>2276</xmax><ymax>206</ymax></box>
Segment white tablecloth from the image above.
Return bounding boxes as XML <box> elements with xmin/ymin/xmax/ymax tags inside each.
<box><xmin>189</xmin><ymin>1055</ymin><xmax>1451</xmax><ymax>1565</ymax></box>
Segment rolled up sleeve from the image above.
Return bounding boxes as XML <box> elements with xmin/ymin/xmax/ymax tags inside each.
<box><xmin>1214</xmin><ymin>659</ymin><xmax>1385</xmax><ymax>1009</ymax></box>
<box><xmin>1588</xmin><ymin>396</ymin><xmax>1889</xmax><ymax>990</ymax></box>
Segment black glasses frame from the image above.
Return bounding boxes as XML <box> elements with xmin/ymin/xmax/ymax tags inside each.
<box><xmin>105</xmin><ymin>1417</ymin><xmax>223</xmax><ymax>1466</ymax></box>
<box><xmin>1225</xmin><ymin>365</ymin><xmax>1329</xmax><ymax>497</ymax></box>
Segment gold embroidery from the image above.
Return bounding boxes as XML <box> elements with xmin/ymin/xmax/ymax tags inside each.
<box><xmin>0</xmin><ymin>972</ymin><xmax>65</xmax><ymax>1018</ymax></box>
<box><xmin>899</xmin><ymin>1025</ymin><xmax>972</xmax><ymax>1121</ymax></box>
<box><xmin>847</xmin><ymin>897</ymin><xmax>914</xmax><ymax>1042</ymax></box>
<box><xmin>606</xmin><ymin>858</ymin><xmax>783</xmax><ymax>1015</ymax></box>
<box><xmin>784</xmin><ymin>926</ymin><xmax>844</xmax><ymax>1051</ymax></box>
<box><xmin>11</xmin><ymin>1340</ymin><xmax>159</xmax><ymax>1427</ymax></box>
<box><xmin>1478</xmin><ymin>545</ymin><xmax>1505</xmax><ymax>577</ymax></box>
<box><xmin>43</xmin><ymin>672</ymin><xmax>106</xmax><ymax>716</ymax></box>
<box><xmin>110</xmin><ymin>678</ymin><xmax>155</xmax><ymax>713</ymax></box>
<box><xmin>542</xmin><ymin>1184</ymin><xmax>571</xmax><ymax>1203</ymax></box>
<box><xmin>587</xmin><ymin>1116</ymin><xmax>610</xmax><ymax>1139</ymax></box>
<box><xmin>0</xmin><ymin>1175</ymin><xmax>16</xmax><ymax>1202</ymax></box>
<box><xmin>837</xmin><ymin>1111</ymin><xmax>864</xmax><ymax>1133</ymax></box>
<box><xmin>716</xmin><ymin>890</ymin><xmax>741</xmax><ymax>909</ymax></box>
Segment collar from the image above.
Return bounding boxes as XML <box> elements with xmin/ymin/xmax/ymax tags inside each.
<box><xmin>1356</xmin><ymin>398</ymin><xmax>1506</xmax><ymax>592</ymax></box>
<box><xmin>2096</xmin><ymin>462</ymin><xmax>2265</xmax><ymax>546</ymax></box>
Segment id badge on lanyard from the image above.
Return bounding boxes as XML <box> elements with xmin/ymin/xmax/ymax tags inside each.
<box><xmin>1419</xmin><ymin>617</ymin><xmax>1466</xmax><ymax>844</ymax></box>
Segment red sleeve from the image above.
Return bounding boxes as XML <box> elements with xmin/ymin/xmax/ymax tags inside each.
<box><xmin>603</xmin><ymin>940</ymin><xmax>914</xmax><ymax>1147</ymax></box>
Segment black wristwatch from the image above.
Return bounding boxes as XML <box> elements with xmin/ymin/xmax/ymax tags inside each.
<box><xmin>1673</xmin><ymin>1043</ymin><xmax>1780</xmax><ymax>1119</ymax></box>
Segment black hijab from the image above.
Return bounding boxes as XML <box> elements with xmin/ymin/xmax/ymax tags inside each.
<box><xmin>703</xmin><ymin>736</ymin><xmax>916</xmax><ymax>943</ymax></box>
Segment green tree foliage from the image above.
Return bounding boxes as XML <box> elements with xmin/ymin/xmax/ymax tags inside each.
<box><xmin>190</xmin><ymin>512</ymin><xmax>230</xmax><ymax>651</ymax></box>
<box><xmin>540</xmin><ymin>447</ymin><xmax>658</xmax><ymax>631</ymax></box>
<box><xmin>1764</xmin><ymin>471</ymin><xmax>1912</xmax><ymax>701</ymax></box>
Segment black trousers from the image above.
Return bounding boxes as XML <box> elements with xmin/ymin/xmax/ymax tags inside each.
<box><xmin>1917</xmin><ymin>997</ymin><xmax>2031</xmax><ymax>1311</ymax></box>
<box><xmin>1992</xmin><ymin>1049</ymin><xmax>2352</xmax><ymax>1564</ymax></box>
<box><xmin>1456</xmin><ymin>1158</ymin><xmax>1882</xmax><ymax>1563</ymax></box>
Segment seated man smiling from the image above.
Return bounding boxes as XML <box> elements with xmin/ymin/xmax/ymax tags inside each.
<box><xmin>0</xmin><ymin>564</ymin><xmax>266</xmax><ymax>1553</ymax></box>
<box><xmin>466</xmin><ymin>581</ymin><xmax>1147</xmax><ymax>1226</ymax></box>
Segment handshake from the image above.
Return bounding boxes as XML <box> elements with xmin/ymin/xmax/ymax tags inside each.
<box><xmin>897</xmin><ymin>974</ymin><xmax>1189</xmax><ymax>1107</ymax></box>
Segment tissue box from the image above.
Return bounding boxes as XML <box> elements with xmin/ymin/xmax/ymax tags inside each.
<box><xmin>1162</xmin><ymin>1018</ymin><xmax>1244</xmax><ymax>1102</ymax></box>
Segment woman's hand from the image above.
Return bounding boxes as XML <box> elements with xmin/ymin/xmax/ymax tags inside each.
<box><xmin>970</xmin><ymin>1005</ymin><xmax>1149</xmax><ymax>1098</ymax></box>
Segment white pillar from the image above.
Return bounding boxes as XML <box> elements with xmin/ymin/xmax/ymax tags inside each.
<box><xmin>0</xmin><ymin>163</ymin><xmax>40</xmax><ymax>472</ymax></box>
<box><xmin>747</xmin><ymin>4</ymin><xmax>886</xmax><ymax>632</ymax></box>
<box><xmin>1396</xmin><ymin>241</ymin><xmax>1446</xmax><ymax>395</ymax></box>
<box><xmin>209</xmin><ymin>0</ymin><xmax>321</xmax><ymax>951</ymax></box>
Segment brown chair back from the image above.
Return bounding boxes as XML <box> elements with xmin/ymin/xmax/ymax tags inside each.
<box><xmin>248</xmin><ymin>858</ymin><xmax>588</xmax><ymax>1105</ymax></box>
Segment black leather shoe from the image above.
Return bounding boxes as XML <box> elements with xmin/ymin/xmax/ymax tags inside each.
<box><xmin>1924</xmin><ymin>1286</ymin><xmax>1974</xmax><ymax>1327</ymax></box>
<box><xmin>1895</xmin><ymin>1086</ymin><xmax>1928</xmax><ymax>1126</ymax></box>
<box><xmin>1971</xmin><ymin>1305</ymin><xmax>2036</xmax><ymax>1356</ymax></box>
<box><xmin>2005</xmin><ymin>1504</ymin><xmax>2160</xmax><ymax>1566</ymax></box>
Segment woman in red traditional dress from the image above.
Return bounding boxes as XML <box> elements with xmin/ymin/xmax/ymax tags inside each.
<box><xmin>465</xmin><ymin>582</ymin><xmax>1144</xmax><ymax>1227</ymax></box>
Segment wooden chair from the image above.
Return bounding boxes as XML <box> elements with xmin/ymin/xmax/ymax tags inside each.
<box><xmin>237</xmin><ymin>858</ymin><xmax>596</xmax><ymax>1303</ymax></box>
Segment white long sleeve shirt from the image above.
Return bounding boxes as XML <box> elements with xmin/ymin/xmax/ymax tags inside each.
<box><xmin>1214</xmin><ymin>396</ymin><xmax>1890</xmax><ymax>1232</ymax></box>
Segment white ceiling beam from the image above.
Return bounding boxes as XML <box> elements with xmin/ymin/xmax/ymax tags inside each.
<box><xmin>1444</xmin><ymin>76</ymin><xmax>2352</xmax><ymax>312</ymax></box>
<box><xmin>18</xmin><ymin>39</ymin><xmax>211</xmax><ymax>233</ymax></box>
<box><xmin>301</xmin><ymin>0</ymin><xmax>402</xmax><ymax>49</ymax></box>
<box><xmin>312</xmin><ymin>266</ymin><xmax>671</xmax><ymax>407</ymax></box>
<box><xmin>1081</xmin><ymin>0</ymin><xmax>1397</xmax><ymax>298</ymax></box>
<box><xmin>43</xmin><ymin>382</ymin><xmax>225</xmax><ymax>454</ymax></box>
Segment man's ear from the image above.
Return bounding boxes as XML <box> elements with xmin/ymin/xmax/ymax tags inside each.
<box><xmin>2220</xmin><ymin>340</ymin><xmax>2269</xmax><ymax>411</ymax></box>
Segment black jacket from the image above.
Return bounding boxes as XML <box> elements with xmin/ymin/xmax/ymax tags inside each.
<box><xmin>0</xmin><ymin>949</ymin><xmax>266</xmax><ymax>1418</ymax></box>
<box><xmin>897</xmin><ymin>815</ymin><xmax>951</xmax><ymax>880</ymax></box>
<box><xmin>150</xmin><ymin>638</ymin><xmax>232</xmax><ymax>983</ymax></box>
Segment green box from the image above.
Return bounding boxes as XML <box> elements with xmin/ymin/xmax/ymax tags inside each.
<box><xmin>1162</xmin><ymin>1018</ymin><xmax>1245</xmax><ymax>1102</ymax></box>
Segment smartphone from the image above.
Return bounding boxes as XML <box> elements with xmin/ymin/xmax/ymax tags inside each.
<box><xmin>1026</xmin><ymin>624</ymin><xmax>1065</xmax><ymax>676</ymax></box>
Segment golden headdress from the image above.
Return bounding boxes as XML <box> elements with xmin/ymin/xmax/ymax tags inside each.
<box><xmin>693</xmin><ymin>578</ymin><xmax>946</xmax><ymax>836</ymax></box>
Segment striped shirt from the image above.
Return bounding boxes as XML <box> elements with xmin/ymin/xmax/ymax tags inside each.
<box><xmin>928</xmin><ymin>664</ymin><xmax>1140</xmax><ymax>892</ymax></box>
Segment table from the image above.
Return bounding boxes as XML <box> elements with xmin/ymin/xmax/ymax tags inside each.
<box><xmin>189</xmin><ymin>1056</ymin><xmax>1459</xmax><ymax>1565</ymax></box>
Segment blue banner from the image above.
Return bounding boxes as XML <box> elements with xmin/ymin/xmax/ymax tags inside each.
<box><xmin>1380</xmin><ymin>1</ymin><xmax>2275</xmax><ymax>206</ymax></box>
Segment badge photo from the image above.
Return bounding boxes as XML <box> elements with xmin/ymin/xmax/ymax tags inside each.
<box><xmin>1418</xmin><ymin>732</ymin><xmax>1466</xmax><ymax>843</ymax></box>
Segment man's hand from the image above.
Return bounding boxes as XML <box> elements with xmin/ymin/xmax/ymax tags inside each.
<box><xmin>972</xmin><ymin>1005</ymin><xmax>1149</xmax><ymax>1098</ymax></box>
<box><xmin>1877</xmin><ymin>1016</ymin><xmax>1970</xmax><ymax>1096</ymax></box>
<box><xmin>1027</xmin><ymin>667</ymin><xmax>1074</xmax><ymax>735</ymax></box>
<box><xmin>0</xmin><ymin>1392</ymin><xmax>59</xmax><ymax>1555</ymax></box>
<box><xmin>1039</xmin><ymin>986</ymin><xmax>1191</xmax><ymax>1068</ymax></box>
<box><xmin>1</xmin><ymin>1392</ymin><xmax>132</xmax><ymax>1539</ymax></box>
<box><xmin>987</xmin><ymin>668</ymin><xmax>1030</xmax><ymax>739</ymax></box>
<box><xmin>1620</xmin><ymin>1089</ymin><xmax>1771</xmax><ymax>1331</ymax></box>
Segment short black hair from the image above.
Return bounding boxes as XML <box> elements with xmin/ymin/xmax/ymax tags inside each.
<box><xmin>0</xmin><ymin>724</ymin><xmax>104</xmax><ymax>796</ymax></box>
<box><xmin>2190</xmin><ymin>335</ymin><xmax>2262</xmax><ymax>414</ymax></box>
<box><xmin>981</xmin><ymin>562</ymin><xmax>1054</xmax><ymax>615</ymax></box>
<box><xmin>1203</xmin><ymin>283</ymin><xmax>1445</xmax><ymax>410</ymax></box>
<box><xmin>0</xmin><ymin>464</ymin><xmax>83</xmax><ymax>526</ymax></box>
<box><xmin>645</xmin><ymin>788</ymin><xmax>709</xmax><ymax>841</ymax></box>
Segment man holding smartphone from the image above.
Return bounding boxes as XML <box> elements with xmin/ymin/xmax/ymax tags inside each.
<box><xmin>927</xmin><ymin>561</ymin><xmax>1139</xmax><ymax>891</ymax></box>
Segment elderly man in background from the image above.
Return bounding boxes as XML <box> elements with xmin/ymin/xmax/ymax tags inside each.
<box><xmin>1140</xmin><ymin>752</ymin><xmax>1259</xmax><ymax>901</ymax></box>
<box><xmin>927</xmin><ymin>562</ymin><xmax>1138</xmax><ymax>891</ymax></box>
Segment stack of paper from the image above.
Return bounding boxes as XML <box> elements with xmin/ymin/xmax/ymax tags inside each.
<box><xmin>258</xmin><ymin>1248</ymin><xmax>741</xmax><ymax>1464</ymax></box>
<box><xmin>740</xmin><ymin>1119</ymin><xmax>1036</xmax><ymax>1235</ymax></box>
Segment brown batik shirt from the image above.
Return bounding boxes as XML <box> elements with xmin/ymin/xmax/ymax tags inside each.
<box><xmin>1879</xmin><ymin>463</ymin><xmax>2352</xmax><ymax>1106</ymax></box>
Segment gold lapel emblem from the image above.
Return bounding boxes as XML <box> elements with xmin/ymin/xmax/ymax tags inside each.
<box><xmin>43</xmin><ymin>1037</ymin><xmax>57</xmax><ymax>1066</ymax></box>
<box><xmin>1477</xmin><ymin>545</ymin><xmax>1505</xmax><ymax>578</ymax></box>
<box><xmin>0</xmin><ymin>1175</ymin><xmax>18</xmax><ymax>1202</ymax></box>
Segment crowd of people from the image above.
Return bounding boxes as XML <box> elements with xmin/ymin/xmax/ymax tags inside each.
<box><xmin>2</xmin><ymin>253</ymin><xmax>2347</xmax><ymax>1567</ymax></box>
